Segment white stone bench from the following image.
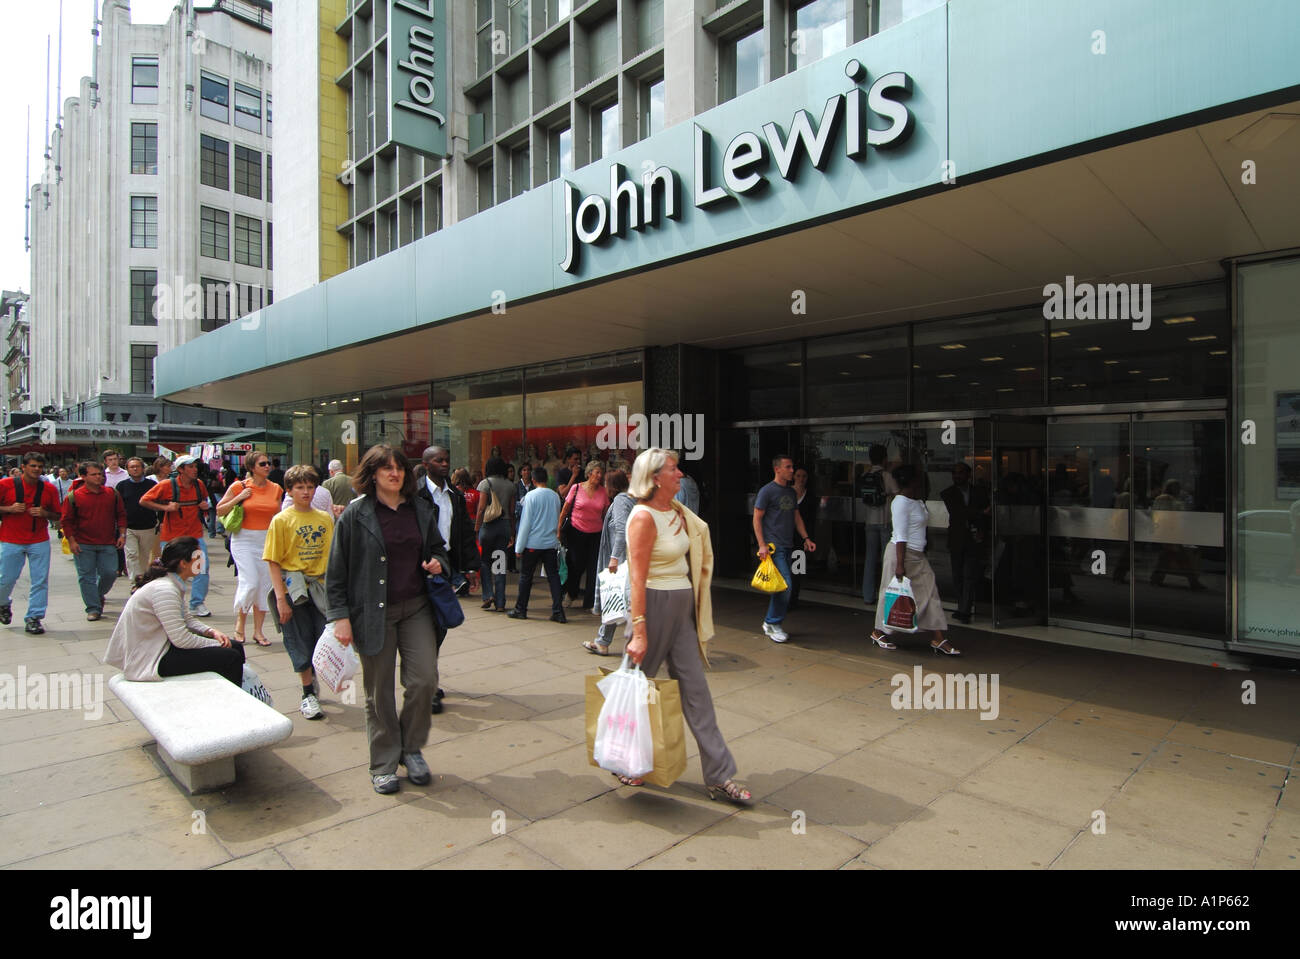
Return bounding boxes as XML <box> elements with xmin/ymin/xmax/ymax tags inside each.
<box><xmin>110</xmin><ymin>672</ymin><xmax>293</xmax><ymax>794</ymax></box>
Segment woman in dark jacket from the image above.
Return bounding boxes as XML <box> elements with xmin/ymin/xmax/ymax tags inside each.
<box><xmin>327</xmin><ymin>444</ymin><xmax>451</xmax><ymax>795</ymax></box>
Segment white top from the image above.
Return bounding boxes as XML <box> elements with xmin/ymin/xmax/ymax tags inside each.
<box><xmin>425</xmin><ymin>476</ymin><xmax>453</xmax><ymax>544</ymax></box>
<box><xmin>630</xmin><ymin>504</ymin><xmax>691</xmax><ymax>590</ymax></box>
<box><xmin>890</xmin><ymin>495</ymin><xmax>929</xmax><ymax>551</ymax></box>
<box><xmin>104</xmin><ymin>575</ymin><xmax>219</xmax><ymax>681</ymax></box>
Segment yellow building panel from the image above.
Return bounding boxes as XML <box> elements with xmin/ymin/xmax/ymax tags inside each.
<box><xmin>319</xmin><ymin>0</ymin><xmax>351</xmax><ymax>282</ymax></box>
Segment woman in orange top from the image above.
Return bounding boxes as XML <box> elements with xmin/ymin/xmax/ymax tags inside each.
<box><xmin>215</xmin><ymin>451</ymin><xmax>284</xmax><ymax>645</ymax></box>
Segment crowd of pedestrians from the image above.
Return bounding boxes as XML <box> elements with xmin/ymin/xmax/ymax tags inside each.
<box><xmin>4</xmin><ymin>436</ymin><xmax>1001</xmax><ymax>807</ymax></box>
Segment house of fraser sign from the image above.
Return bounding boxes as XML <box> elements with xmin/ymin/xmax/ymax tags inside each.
<box><xmin>559</xmin><ymin>61</ymin><xmax>914</xmax><ymax>274</ymax></box>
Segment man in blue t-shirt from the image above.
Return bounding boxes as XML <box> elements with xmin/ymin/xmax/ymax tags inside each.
<box><xmin>751</xmin><ymin>454</ymin><xmax>816</xmax><ymax>642</ymax></box>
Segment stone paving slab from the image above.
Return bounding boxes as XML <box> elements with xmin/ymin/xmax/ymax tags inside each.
<box><xmin>0</xmin><ymin>534</ymin><xmax>1297</xmax><ymax>869</ymax></box>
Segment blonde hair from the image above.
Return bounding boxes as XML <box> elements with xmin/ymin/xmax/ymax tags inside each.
<box><xmin>584</xmin><ymin>460</ymin><xmax>603</xmax><ymax>479</ymax></box>
<box><xmin>628</xmin><ymin>448</ymin><xmax>677</xmax><ymax>501</ymax></box>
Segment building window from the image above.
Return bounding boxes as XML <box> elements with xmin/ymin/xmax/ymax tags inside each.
<box><xmin>789</xmin><ymin>0</ymin><xmax>847</xmax><ymax>72</ymax></box>
<box><xmin>200</xmin><ymin>277</ymin><xmax>229</xmax><ymax>332</ymax></box>
<box><xmin>130</xmin><ymin>196</ymin><xmax>158</xmax><ymax>248</ymax></box>
<box><xmin>592</xmin><ymin>101</ymin><xmax>619</xmax><ymax>162</ymax></box>
<box><xmin>130</xmin><ymin>344</ymin><xmax>157</xmax><ymax>394</ymax></box>
<box><xmin>234</xmin><ymin>83</ymin><xmax>262</xmax><ymax>133</ymax></box>
<box><xmin>547</xmin><ymin>125</ymin><xmax>573</xmax><ymax>181</ymax></box>
<box><xmin>266</xmin><ymin>222</ymin><xmax>272</xmax><ymax>270</ymax></box>
<box><xmin>200</xmin><ymin>206</ymin><xmax>229</xmax><ymax>260</ymax></box>
<box><xmin>720</xmin><ymin>24</ymin><xmax>764</xmax><ymax>102</ymax></box>
<box><xmin>131</xmin><ymin>56</ymin><xmax>158</xmax><ymax>104</ymax></box>
<box><xmin>200</xmin><ymin>71</ymin><xmax>229</xmax><ymax>122</ymax></box>
<box><xmin>200</xmin><ymin>134</ymin><xmax>229</xmax><ymax>189</ymax></box>
<box><xmin>266</xmin><ymin>94</ymin><xmax>272</xmax><ymax>138</ymax></box>
<box><xmin>266</xmin><ymin>154</ymin><xmax>272</xmax><ymax>203</ymax></box>
<box><xmin>234</xmin><ymin>215</ymin><xmax>262</xmax><ymax>267</ymax></box>
<box><xmin>476</xmin><ymin>0</ymin><xmax>494</xmax><ymax>76</ymax></box>
<box><xmin>509</xmin><ymin>144</ymin><xmax>529</xmax><ymax>198</ymax></box>
<box><xmin>234</xmin><ymin>145</ymin><xmax>262</xmax><ymax>199</ymax></box>
<box><xmin>638</xmin><ymin>76</ymin><xmax>665</xmax><ymax>141</ymax></box>
<box><xmin>411</xmin><ymin>198</ymin><xmax>423</xmax><ymax>241</ymax></box>
<box><xmin>131</xmin><ymin>122</ymin><xmax>158</xmax><ymax>175</ymax></box>
<box><xmin>477</xmin><ymin>162</ymin><xmax>493</xmax><ymax>212</ymax></box>
<box><xmin>130</xmin><ymin>269</ymin><xmax>158</xmax><ymax>326</ymax></box>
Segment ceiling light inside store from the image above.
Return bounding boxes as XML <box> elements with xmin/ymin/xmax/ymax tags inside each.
<box><xmin>1086</xmin><ymin>346</ymin><xmax>1102</xmax><ymax>352</ymax></box>
<box><xmin>980</xmin><ymin>356</ymin><xmax>1004</xmax><ymax>362</ymax></box>
<box><xmin>940</xmin><ymin>344</ymin><xmax>966</xmax><ymax>350</ymax></box>
<box><xmin>1210</xmin><ymin>350</ymin><xmax>1228</xmax><ymax>355</ymax></box>
<box><xmin>1128</xmin><ymin>370</ymin><xmax>1142</xmax><ymax>374</ymax></box>
<box><xmin>997</xmin><ymin>388</ymin><xmax>1015</xmax><ymax>392</ymax></box>
<box><xmin>1187</xmin><ymin>335</ymin><xmax>1216</xmax><ymax>342</ymax></box>
<box><xmin>937</xmin><ymin>373</ymin><xmax>956</xmax><ymax>378</ymax></box>
<box><xmin>1162</xmin><ymin>316</ymin><xmax>1196</xmax><ymax>325</ymax></box>
<box><xmin>855</xmin><ymin>353</ymin><xmax>872</xmax><ymax>359</ymax></box>
<box><xmin>1149</xmin><ymin>377</ymin><xmax>1171</xmax><ymax>382</ymax></box>
<box><xmin>1104</xmin><ymin>359</ymin><xmax>1119</xmax><ymax>365</ymax></box>
<box><xmin>1013</xmin><ymin>366</ymin><xmax>1035</xmax><ymax>372</ymax></box>
<box><xmin>1050</xmin><ymin>331</ymin><xmax>1070</xmax><ymax>338</ymax></box>
<box><xmin>785</xmin><ymin>362</ymin><xmax>801</xmax><ymax>367</ymax></box>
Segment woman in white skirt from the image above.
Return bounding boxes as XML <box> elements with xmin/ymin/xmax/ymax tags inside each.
<box><xmin>869</xmin><ymin>464</ymin><xmax>961</xmax><ymax>656</ymax></box>
<box><xmin>215</xmin><ymin>451</ymin><xmax>283</xmax><ymax>646</ymax></box>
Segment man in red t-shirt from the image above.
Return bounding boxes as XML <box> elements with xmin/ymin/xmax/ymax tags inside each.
<box><xmin>62</xmin><ymin>461</ymin><xmax>127</xmax><ymax>621</ymax></box>
<box><xmin>140</xmin><ymin>455</ymin><xmax>213</xmax><ymax>616</ymax></box>
<box><xmin>0</xmin><ymin>452</ymin><xmax>62</xmax><ymax>634</ymax></box>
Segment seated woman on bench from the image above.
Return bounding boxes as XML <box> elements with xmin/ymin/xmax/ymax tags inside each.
<box><xmin>105</xmin><ymin>537</ymin><xmax>243</xmax><ymax>684</ymax></box>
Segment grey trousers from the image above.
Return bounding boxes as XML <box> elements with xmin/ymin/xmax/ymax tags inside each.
<box><xmin>360</xmin><ymin>594</ymin><xmax>440</xmax><ymax>776</ymax></box>
<box><xmin>642</xmin><ymin>588</ymin><xmax>737</xmax><ymax>787</ymax></box>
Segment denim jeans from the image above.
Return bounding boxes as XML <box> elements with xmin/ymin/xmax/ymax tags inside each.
<box><xmin>0</xmin><ymin>539</ymin><xmax>51</xmax><ymax>619</ymax></box>
<box><xmin>862</xmin><ymin>524</ymin><xmax>889</xmax><ymax>605</ymax></box>
<box><xmin>160</xmin><ymin>536</ymin><xmax>209</xmax><ymax>608</ymax></box>
<box><xmin>516</xmin><ymin>548</ymin><xmax>563</xmax><ymax>615</ymax></box>
<box><xmin>478</xmin><ymin>517</ymin><xmax>511</xmax><ymax>610</ymax></box>
<box><xmin>764</xmin><ymin>548</ymin><xmax>794</xmax><ymax>625</ymax></box>
<box><xmin>74</xmin><ymin>544</ymin><xmax>118</xmax><ymax>613</ymax></box>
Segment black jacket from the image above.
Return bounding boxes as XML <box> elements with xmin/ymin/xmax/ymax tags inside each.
<box><xmin>941</xmin><ymin>482</ymin><xmax>991</xmax><ymax>552</ymax></box>
<box><xmin>415</xmin><ymin>478</ymin><xmax>479</xmax><ymax>575</ymax></box>
<box><xmin>325</xmin><ymin>494</ymin><xmax>451</xmax><ymax>657</ymax></box>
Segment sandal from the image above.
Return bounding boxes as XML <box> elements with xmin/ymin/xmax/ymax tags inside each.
<box><xmin>870</xmin><ymin>632</ymin><xmax>896</xmax><ymax>650</ymax></box>
<box><xmin>931</xmin><ymin>638</ymin><xmax>962</xmax><ymax>656</ymax></box>
<box><xmin>707</xmin><ymin>780</ymin><xmax>753</xmax><ymax>805</ymax></box>
<box><xmin>582</xmin><ymin>640</ymin><xmax>612</xmax><ymax>656</ymax></box>
<box><xmin>233</xmin><ymin>631</ymin><xmax>246</xmax><ymax>645</ymax></box>
<box><xmin>253</xmin><ymin>634</ymin><xmax>273</xmax><ymax>647</ymax></box>
<box><xmin>614</xmin><ymin>774</ymin><xmax>645</xmax><ymax>787</ymax></box>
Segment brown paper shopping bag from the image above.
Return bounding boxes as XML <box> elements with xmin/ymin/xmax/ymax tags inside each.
<box><xmin>587</xmin><ymin>666</ymin><xmax>687</xmax><ymax>789</ymax></box>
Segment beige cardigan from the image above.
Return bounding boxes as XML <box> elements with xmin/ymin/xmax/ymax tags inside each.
<box><xmin>104</xmin><ymin>575</ymin><xmax>219</xmax><ymax>681</ymax></box>
<box><xmin>669</xmin><ymin>499</ymin><xmax>715</xmax><ymax>665</ymax></box>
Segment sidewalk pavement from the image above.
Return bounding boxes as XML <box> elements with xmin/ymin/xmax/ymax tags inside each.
<box><xmin>0</xmin><ymin>534</ymin><xmax>1296</xmax><ymax>870</ymax></box>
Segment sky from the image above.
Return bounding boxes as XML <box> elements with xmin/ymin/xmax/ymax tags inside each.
<box><xmin>0</xmin><ymin>0</ymin><xmax>180</xmax><ymax>295</ymax></box>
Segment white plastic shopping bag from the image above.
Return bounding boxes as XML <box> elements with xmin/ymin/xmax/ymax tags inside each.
<box><xmin>311</xmin><ymin>622</ymin><xmax>361</xmax><ymax>693</ymax></box>
<box><xmin>881</xmin><ymin>576</ymin><xmax>920</xmax><ymax>633</ymax></box>
<box><xmin>596</xmin><ymin>564</ymin><xmax>630</xmax><ymax>625</ymax></box>
<box><xmin>241</xmin><ymin>665</ymin><xmax>274</xmax><ymax>706</ymax></box>
<box><xmin>592</xmin><ymin>655</ymin><xmax>654</xmax><ymax>779</ymax></box>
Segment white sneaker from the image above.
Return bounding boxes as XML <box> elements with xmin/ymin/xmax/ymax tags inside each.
<box><xmin>300</xmin><ymin>694</ymin><xmax>323</xmax><ymax>720</ymax></box>
<box><xmin>191</xmin><ymin>603</ymin><xmax>212</xmax><ymax>617</ymax></box>
<box><xmin>762</xmin><ymin>622</ymin><xmax>788</xmax><ymax>643</ymax></box>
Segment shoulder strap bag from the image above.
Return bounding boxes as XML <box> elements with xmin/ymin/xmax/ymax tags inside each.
<box><xmin>481</xmin><ymin>481</ymin><xmax>503</xmax><ymax>523</ymax></box>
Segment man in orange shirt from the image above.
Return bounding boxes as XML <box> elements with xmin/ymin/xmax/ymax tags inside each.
<box><xmin>140</xmin><ymin>455</ymin><xmax>213</xmax><ymax>616</ymax></box>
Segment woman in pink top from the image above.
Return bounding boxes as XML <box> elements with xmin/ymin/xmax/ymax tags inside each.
<box><xmin>556</xmin><ymin>460</ymin><xmax>610</xmax><ymax>610</ymax></box>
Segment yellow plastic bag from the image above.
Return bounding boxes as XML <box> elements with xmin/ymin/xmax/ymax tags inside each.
<box><xmin>750</xmin><ymin>544</ymin><xmax>788</xmax><ymax>593</ymax></box>
<box><xmin>61</xmin><ymin>534</ymin><xmax>72</xmax><ymax>555</ymax></box>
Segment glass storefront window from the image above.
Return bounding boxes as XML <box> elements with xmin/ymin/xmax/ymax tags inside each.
<box><xmin>311</xmin><ymin>394</ymin><xmax>364</xmax><ymax>481</ymax></box>
<box><xmin>434</xmin><ymin>371</ymin><xmax>523</xmax><ymax>478</ymax></box>
<box><xmin>525</xmin><ymin>355</ymin><xmax>643</xmax><ymax>480</ymax></box>
<box><xmin>723</xmin><ymin>343</ymin><xmax>802</xmax><ymax>421</ymax></box>
<box><xmin>1048</xmin><ymin>282</ymin><xmax>1228</xmax><ymax>405</ymax></box>
<box><xmin>914</xmin><ymin>308</ymin><xmax>1044</xmax><ymax>411</ymax></box>
<box><xmin>1237</xmin><ymin>256</ymin><xmax>1300</xmax><ymax>651</ymax></box>
<box><xmin>806</xmin><ymin>329</ymin><xmax>908</xmax><ymax>418</ymax></box>
<box><xmin>362</xmin><ymin>385</ymin><xmax>431</xmax><ymax>465</ymax></box>
<box><xmin>789</xmin><ymin>0</ymin><xmax>846</xmax><ymax>71</ymax></box>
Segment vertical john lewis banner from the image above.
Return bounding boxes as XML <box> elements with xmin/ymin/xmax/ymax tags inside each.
<box><xmin>389</xmin><ymin>0</ymin><xmax>450</xmax><ymax>158</ymax></box>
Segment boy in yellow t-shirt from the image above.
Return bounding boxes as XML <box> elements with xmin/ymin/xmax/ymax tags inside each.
<box><xmin>264</xmin><ymin>465</ymin><xmax>334</xmax><ymax>720</ymax></box>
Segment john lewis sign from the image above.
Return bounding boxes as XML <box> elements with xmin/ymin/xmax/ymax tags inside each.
<box><xmin>388</xmin><ymin>0</ymin><xmax>449</xmax><ymax>158</ymax></box>
<box><xmin>559</xmin><ymin>61</ymin><xmax>913</xmax><ymax>274</ymax></box>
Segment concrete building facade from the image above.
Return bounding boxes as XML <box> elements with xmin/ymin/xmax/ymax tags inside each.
<box><xmin>24</xmin><ymin>0</ymin><xmax>272</xmax><ymax>453</ymax></box>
